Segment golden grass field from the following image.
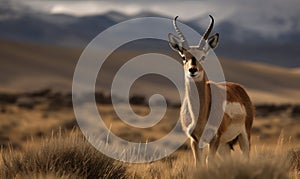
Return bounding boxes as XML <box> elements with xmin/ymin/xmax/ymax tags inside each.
<box><xmin>0</xmin><ymin>101</ymin><xmax>299</xmax><ymax>178</ymax></box>
<box><xmin>0</xmin><ymin>40</ymin><xmax>300</xmax><ymax>178</ymax></box>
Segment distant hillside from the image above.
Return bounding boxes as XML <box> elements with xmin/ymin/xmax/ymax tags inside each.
<box><xmin>0</xmin><ymin>40</ymin><xmax>79</xmax><ymax>92</ymax></box>
<box><xmin>1</xmin><ymin>40</ymin><xmax>300</xmax><ymax>104</ymax></box>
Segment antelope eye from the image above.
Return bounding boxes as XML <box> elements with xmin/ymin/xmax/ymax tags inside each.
<box><xmin>200</xmin><ymin>56</ymin><xmax>206</xmax><ymax>61</ymax></box>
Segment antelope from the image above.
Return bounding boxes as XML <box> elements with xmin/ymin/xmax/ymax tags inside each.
<box><xmin>168</xmin><ymin>15</ymin><xmax>254</xmax><ymax>165</ymax></box>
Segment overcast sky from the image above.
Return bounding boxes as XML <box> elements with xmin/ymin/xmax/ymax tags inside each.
<box><xmin>14</xmin><ymin>0</ymin><xmax>299</xmax><ymax>19</ymax></box>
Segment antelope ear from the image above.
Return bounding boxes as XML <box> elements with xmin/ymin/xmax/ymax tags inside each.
<box><xmin>207</xmin><ymin>33</ymin><xmax>219</xmax><ymax>49</ymax></box>
<box><xmin>168</xmin><ymin>33</ymin><xmax>184</xmax><ymax>53</ymax></box>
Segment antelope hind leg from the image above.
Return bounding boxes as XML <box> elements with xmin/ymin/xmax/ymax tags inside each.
<box><xmin>238</xmin><ymin>127</ymin><xmax>250</xmax><ymax>158</ymax></box>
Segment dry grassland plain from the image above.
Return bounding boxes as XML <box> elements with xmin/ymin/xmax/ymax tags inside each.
<box><xmin>0</xmin><ymin>41</ymin><xmax>300</xmax><ymax>178</ymax></box>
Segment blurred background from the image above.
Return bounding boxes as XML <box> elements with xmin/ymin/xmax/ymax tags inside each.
<box><xmin>0</xmin><ymin>0</ymin><xmax>300</xmax><ymax>150</ymax></box>
<box><xmin>1</xmin><ymin>0</ymin><xmax>300</xmax><ymax>104</ymax></box>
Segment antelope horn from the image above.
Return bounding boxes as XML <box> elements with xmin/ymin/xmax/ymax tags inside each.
<box><xmin>202</xmin><ymin>15</ymin><xmax>214</xmax><ymax>40</ymax></box>
<box><xmin>173</xmin><ymin>16</ymin><xmax>186</xmax><ymax>41</ymax></box>
<box><xmin>173</xmin><ymin>16</ymin><xmax>189</xmax><ymax>48</ymax></box>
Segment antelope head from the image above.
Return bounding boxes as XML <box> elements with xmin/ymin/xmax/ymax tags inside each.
<box><xmin>168</xmin><ymin>15</ymin><xmax>219</xmax><ymax>80</ymax></box>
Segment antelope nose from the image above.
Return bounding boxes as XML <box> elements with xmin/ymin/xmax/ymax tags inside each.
<box><xmin>189</xmin><ymin>68</ymin><xmax>197</xmax><ymax>74</ymax></box>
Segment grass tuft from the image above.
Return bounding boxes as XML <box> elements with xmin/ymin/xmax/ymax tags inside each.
<box><xmin>289</xmin><ymin>148</ymin><xmax>300</xmax><ymax>172</ymax></box>
<box><xmin>0</xmin><ymin>131</ymin><xmax>126</xmax><ymax>179</ymax></box>
<box><xmin>193</xmin><ymin>156</ymin><xmax>289</xmax><ymax>179</ymax></box>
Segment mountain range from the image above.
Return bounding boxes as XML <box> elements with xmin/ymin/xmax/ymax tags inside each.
<box><xmin>0</xmin><ymin>1</ymin><xmax>299</xmax><ymax>67</ymax></box>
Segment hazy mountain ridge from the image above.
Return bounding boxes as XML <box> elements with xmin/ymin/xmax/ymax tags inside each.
<box><xmin>0</xmin><ymin>4</ymin><xmax>299</xmax><ymax>67</ymax></box>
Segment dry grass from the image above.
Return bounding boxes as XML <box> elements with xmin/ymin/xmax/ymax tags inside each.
<box><xmin>0</xmin><ymin>130</ymin><xmax>299</xmax><ymax>179</ymax></box>
<box><xmin>127</xmin><ymin>139</ymin><xmax>299</xmax><ymax>179</ymax></box>
<box><xmin>0</xmin><ymin>131</ymin><xmax>126</xmax><ymax>179</ymax></box>
<box><xmin>0</xmin><ymin>104</ymin><xmax>299</xmax><ymax>178</ymax></box>
<box><xmin>127</xmin><ymin>132</ymin><xmax>300</xmax><ymax>178</ymax></box>
<box><xmin>289</xmin><ymin>148</ymin><xmax>300</xmax><ymax>174</ymax></box>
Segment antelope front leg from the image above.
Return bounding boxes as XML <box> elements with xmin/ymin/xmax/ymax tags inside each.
<box><xmin>190</xmin><ymin>138</ymin><xmax>206</xmax><ymax>166</ymax></box>
<box><xmin>207</xmin><ymin>135</ymin><xmax>220</xmax><ymax>164</ymax></box>
<box><xmin>190</xmin><ymin>138</ymin><xmax>199</xmax><ymax>166</ymax></box>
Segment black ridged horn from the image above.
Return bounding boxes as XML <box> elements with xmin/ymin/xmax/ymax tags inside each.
<box><xmin>173</xmin><ymin>16</ymin><xmax>187</xmax><ymax>42</ymax></box>
<box><xmin>202</xmin><ymin>15</ymin><xmax>214</xmax><ymax>40</ymax></box>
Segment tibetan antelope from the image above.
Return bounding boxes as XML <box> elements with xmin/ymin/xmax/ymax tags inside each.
<box><xmin>168</xmin><ymin>15</ymin><xmax>254</xmax><ymax>165</ymax></box>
